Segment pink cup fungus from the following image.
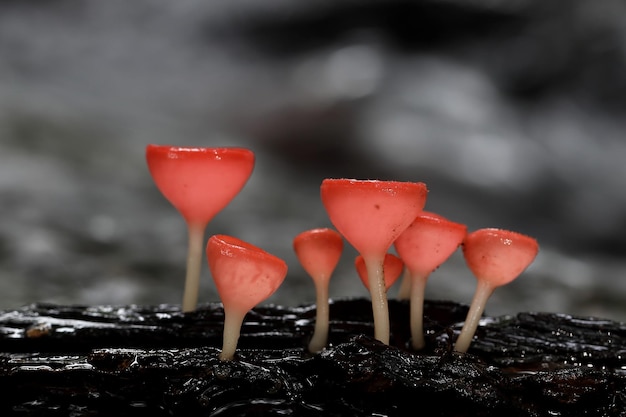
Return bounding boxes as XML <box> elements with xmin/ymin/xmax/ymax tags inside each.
<box><xmin>355</xmin><ymin>253</ymin><xmax>404</xmax><ymax>292</ymax></box>
<box><xmin>454</xmin><ymin>228</ymin><xmax>539</xmax><ymax>353</ymax></box>
<box><xmin>320</xmin><ymin>178</ymin><xmax>427</xmax><ymax>344</ymax></box>
<box><xmin>146</xmin><ymin>145</ymin><xmax>255</xmax><ymax>312</ymax></box>
<box><xmin>207</xmin><ymin>234</ymin><xmax>288</xmax><ymax>361</ymax></box>
<box><xmin>393</xmin><ymin>211</ymin><xmax>467</xmax><ymax>350</ymax></box>
<box><xmin>293</xmin><ymin>228</ymin><xmax>344</xmax><ymax>353</ymax></box>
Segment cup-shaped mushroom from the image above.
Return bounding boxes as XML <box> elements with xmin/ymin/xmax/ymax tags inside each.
<box><xmin>394</xmin><ymin>211</ymin><xmax>467</xmax><ymax>349</ymax></box>
<box><xmin>462</xmin><ymin>228</ymin><xmax>539</xmax><ymax>288</ymax></box>
<box><xmin>293</xmin><ymin>228</ymin><xmax>344</xmax><ymax>353</ymax></box>
<box><xmin>207</xmin><ymin>234</ymin><xmax>287</xmax><ymax>360</ymax></box>
<box><xmin>146</xmin><ymin>146</ymin><xmax>255</xmax><ymax>226</ymax></box>
<box><xmin>454</xmin><ymin>228</ymin><xmax>539</xmax><ymax>353</ymax></box>
<box><xmin>355</xmin><ymin>253</ymin><xmax>404</xmax><ymax>292</ymax></box>
<box><xmin>146</xmin><ymin>145</ymin><xmax>255</xmax><ymax>312</ymax></box>
<box><xmin>293</xmin><ymin>228</ymin><xmax>344</xmax><ymax>287</ymax></box>
<box><xmin>321</xmin><ymin>178</ymin><xmax>427</xmax><ymax>344</ymax></box>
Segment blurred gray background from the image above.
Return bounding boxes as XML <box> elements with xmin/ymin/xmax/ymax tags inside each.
<box><xmin>1</xmin><ymin>0</ymin><xmax>625</xmax><ymax>320</ymax></box>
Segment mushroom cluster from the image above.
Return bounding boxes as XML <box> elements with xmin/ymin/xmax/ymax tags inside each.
<box><xmin>146</xmin><ymin>144</ymin><xmax>539</xmax><ymax>359</ymax></box>
<box><xmin>320</xmin><ymin>179</ymin><xmax>428</xmax><ymax>345</ymax></box>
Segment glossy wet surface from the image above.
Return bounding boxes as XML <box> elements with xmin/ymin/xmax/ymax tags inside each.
<box><xmin>1</xmin><ymin>299</ymin><xmax>625</xmax><ymax>416</ymax></box>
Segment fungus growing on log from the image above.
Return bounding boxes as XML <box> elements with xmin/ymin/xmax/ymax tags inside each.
<box><xmin>454</xmin><ymin>228</ymin><xmax>539</xmax><ymax>353</ymax></box>
<box><xmin>355</xmin><ymin>253</ymin><xmax>404</xmax><ymax>292</ymax></box>
<box><xmin>293</xmin><ymin>228</ymin><xmax>344</xmax><ymax>353</ymax></box>
<box><xmin>394</xmin><ymin>211</ymin><xmax>467</xmax><ymax>350</ymax></box>
<box><xmin>320</xmin><ymin>178</ymin><xmax>427</xmax><ymax>344</ymax></box>
<box><xmin>207</xmin><ymin>234</ymin><xmax>287</xmax><ymax>361</ymax></box>
<box><xmin>145</xmin><ymin>145</ymin><xmax>254</xmax><ymax>312</ymax></box>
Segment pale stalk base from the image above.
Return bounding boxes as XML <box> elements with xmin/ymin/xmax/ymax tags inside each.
<box><xmin>454</xmin><ymin>281</ymin><xmax>494</xmax><ymax>353</ymax></box>
<box><xmin>410</xmin><ymin>274</ymin><xmax>428</xmax><ymax>350</ymax></box>
<box><xmin>219</xmin><ymin>308</ymin><xmax>246</xmax><ymax>361</ymax></box>
<box><xmin>182</xmin><ymin>223</ymin><xmax>205</xmax><ymax>313</ymax></box>
<box><xmin>396</xmin><ymin>269</ymin><xmax>411</xmax><ymax>300</ymax></box>
<box><xmin>308</xmin><ymin>281</ymin><xmax>330</xmax><ymax>354</ymax></box>
<box><xmin>365</xmin><ymin>256</ymin><xmax>390</xmax><ymax>345</ymax></box>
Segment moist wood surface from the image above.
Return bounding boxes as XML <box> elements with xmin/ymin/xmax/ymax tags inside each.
<box><xmin>1</xmin><ymin>298</ymin><xmax>625</xmax><ymax>416</ymax></box>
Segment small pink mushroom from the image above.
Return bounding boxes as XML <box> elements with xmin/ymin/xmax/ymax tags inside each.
<box><xmin>146</xmin><ymin>145</ymin><xmax>254</xmax><ymax>312</ymax></box>
<box><xmin>454</xmin><ymin>228</ymin><xmax>539</xmax><ymax>353</ymax></box>
<box><xmin>355</xmin><ymin>253</ymin><xmax>404</xmax><ymax>292</ymax></box>
<box><xmin>320</xmin><ymin>178</ymin><xmax>427</xmax><ymax>344</ymax></box>
<box><xmin>207</xmin><ymin>234</ymin><xmax>287</xmax><ymax>361</ymax></box>
<box><xmin>393</xmin><ymin>211</ymin><xmax>467</xmax><ymax>350</ymax></box>
<box><xmin>293</xmin><ymin>228</ymin><xmax>344</xmax><ymax>353</ymax></box>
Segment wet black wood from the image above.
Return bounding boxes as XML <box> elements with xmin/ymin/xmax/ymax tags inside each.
<box><xmin>0</xmin><ymin>298</ymin><xmax>625</xmax><ymax>416</ymax></box>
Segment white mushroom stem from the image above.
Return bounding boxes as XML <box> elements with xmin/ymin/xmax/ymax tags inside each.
<box><xmin>454</xmin><ymin>280</ymin><xmax>494</xmax><ymax>353</ymax></box>
<box><xmin>220</xmin><ymin>308</ymin><xmax>246</xmax><ymax>361</ymax></box>
<box><xmin>308</xmin><ymin>280</ymin><xmax>330</xmax><ymax>353</ymax></box>
<box><xmin>409</xmin><ymin>273</ymin><xmax>428</xmax><ymax>350</ymax></box>
<box><xmin>396</xmin><ymin>269</ymin><xmax>411</xmax><ymax>300</ymax></box>
<box><xmin>182</xmin><ymin>223</ymin><xmax>205</xmax><ymax>313</ymax></box>
<box><xmin>365</xmin><ymin>256</ymin><xmax>390</xmax><ymax>345</ymax></box>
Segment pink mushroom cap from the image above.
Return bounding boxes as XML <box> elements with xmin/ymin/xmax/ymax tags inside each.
<box><xmin>146</xmin><ymin>145</ymin><xmax>255</xmax><ymax>225</ymax></box>
<box><xmin>394</xmin><ymin>211</ymin><xmax>467</xmax><ymax>278</ymax></box>
<box><xmin>320</xmin><ymin>179</ymin><xmax>428</xmax><ymax>258</ymax></box>
<box><xmin>207</xmin><ymin>235</ymin><xmax>287</xmax><ymax>314</ymax></box>
<box><xmin>293</xmin><ymin>228</ymin><xmax>343</xmax><ymax>284</ymax></box>
<box><xmin>462</xmin><ymin>228</ymin><xmax>539</xmax><ymax>288</ymax></box>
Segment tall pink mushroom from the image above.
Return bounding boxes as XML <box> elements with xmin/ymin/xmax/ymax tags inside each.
<box><xmin>146</xmin><ymin>145</ymin><xmax>254</xmax><ymax>312</ymax></box>
<box><xmin>454</xmin><ymin>228</ymin><xmax>539</xmax><ymax>353</ymax></box>
<box><xmin>394</xmin><ymin>211</ymin><xmax>467</xmax><ymax>350</ymax></box>
<box><xmin>207</xmin><ymin>234</ymin><xmax>287</xmax><ymax>361</ymax></box>
<box><xmin>355</xmin><ymin>253</ymin><xmax>404</xmax><ymax>292</ymax></box>
<box><xmin>320</xmin><ymin>178</ymin><xmax>427</xmax><ymax>344</ymax></box>
<box><xmin>293</xmin><ymin>228</ymin><xmax>343</xmax><ymax>353</ymax></box>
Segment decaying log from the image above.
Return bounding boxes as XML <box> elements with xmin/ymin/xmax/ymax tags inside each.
<box><xmin>0</xmin><ymin>298</ymin><xmax>625</xmax><ymax>416</ymax></box>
